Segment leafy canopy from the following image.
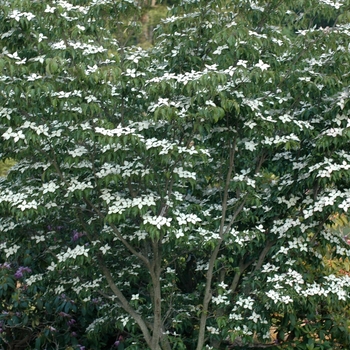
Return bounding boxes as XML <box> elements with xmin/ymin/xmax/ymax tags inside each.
<box><xmin>1</xmin><ymin>0</ymin><xmax>350</xmax><ymax>349</ymax></box>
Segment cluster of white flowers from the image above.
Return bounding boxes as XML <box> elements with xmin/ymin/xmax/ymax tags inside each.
<box><xmin>148</xmin><ymin>65</ymin><xmax>222</xmax><ymax>85</ymax></box>
<box><xmin>51</xmin><ymin>90</ymin><xmax>82</xmax><ymax>99</ymax></box>
<box><xmin>134</xmin><ymin>229</ymin><xmax>147</xmax><ymax>240</ymax></box>
<box><xmin>0</xmin><ymin>220</ymin><xmax>17</xmax><ymax>233</ymax></box>
<box><xmin>263</xmin><ymin>133</ymin><xmax>300</xmax><ymax>145</ymax></box>
<box><xmin>230</xmin><ymin>228</ymin><xmax>256</xmax><ymax>247</ymax></box>
<box><xmin>17</xmin><ymin>200</ymin><xmax>38</xmax><ymax>211</ymax></box>
<box><xmin>65</xmin><ymin>178</ymin><xmax>93</xmax><ymax>194</ymax></box>
<box><xmin>195</xmin><ymin>227</ymin><xmax>220</xmax><ymax>242</ymax></box>
<box><xmin>8</xmin><ymin>10</ymin><xmax>35</xmax><ymax>21</ymax></box>
<box><xmin>244</xmin><ymin>140</ymin><xmax>257</xmax><ymax>151</ymax></box>
<box><xmin>263</xmin><ymin>268</ymin><xmax>350</xmax><ymax>303</ymax></box>
<box><xmin>31</xmin><ymin>235</ymin><xmax>46</xmax><ymax>243</ymax></box>
<box><xmin>0</xmin><ymin>107</ymin><xmax>14</xmax><ymax>120</ymax></box>
<box><xmin>95</xmin><ymin>125</ymin><xmax>136</xmax><ymax>137</ymax></box>
<box><xmin>68</xmin><ymin>146</ymin><xmax>89</xmax><ymax>158</ymax></box>
<box><xmin>74</xmin><ymin>277</ymin><xmax>103</xmax><ymax>294</ymax></box>
<box><xmin>248</xmin><ymin>311</ymin><xmax>266</xmax><ymax>323</ymax></box>
<box><xmin>266</xmin><ymin>269</ymin><xmax>304</xmax><ymax>287</ymax></box>
<box><xmin>229</xmin><ymin>312</ymin><xmax>244</xmax><ymax>321</ymax></box>
<box><xmin>175</xmin><ymin>211</ymin><xmax>201</xmax><ymax>225</ymax></box>
<box><xmin>212</xmin><ymin>294</ymin><xmax>230</xmax><ymax>305</ymax></box>
<box><xmin>303</xmin><ymin>189</ymin><xmax>344</xmax><ymax>218</ymax></box>
<box><xmin>2</xmin><ymin>127</ymin><xmax>26</xmax><ymax>143</ymax></box>
<box><xmin>232</xmin><ymin>172</ymin><xmax>256</xmax><ymax>188</ymax></box>
<box><xmin>235</xmin><ymin>296</ymin><xmax>255</xmax><ymax>310</ymax></box>
<box><xmin>67</xmin><ymin>41</ymin><xmax>107</xmax><ymax>55</ymax></box>
<box><xmin>144</xmin><ymin>137</ymin><xmax>176</xmax><ymax>155</ymax></box>
<box><xmin>86</xmin><ymin>316</ymin><xmax>109</xmax><ymax>333</ymax></box>
<box><xmin>107</xmin><ymin>194</ymin><xmax>156</xmax><ymax>215</ymax></box>
<box><xmin>319</xmin><ymin>0</ymin><xmax>345</xmax><ymax>9</ymax></box>
<box><xmin>4</xmin><ymin>244</ymin><xmax>20</xmax><ymax>258</ymax></box>
<box><xmin>266</xmin><ymin>290</ymin><xmax>293</xmax><ymax>304</ymax></box>
<box><xmin>57</xmin><ymin>245</ymin><xmax>89</xmax><ymax>263</ymax></box>
<box><xmin>125</xmin><ymin>49</ymin><xmax>148</xmax><ymax>64</ymax></box>
<box><xmin>318</xmin><ymin>160</ymin><xmax>350</xmax><ymax>178</ymax></box>
<box><xmin>261</xmin><ymin>263</ymin><xmax>279</xmax><ymax>273</ymax></box>
<box><xmin>206</xmin><ymin>326</ymin><xmax>220</xmax><ymax>334</ymax></box>
<box><xmin>270</xmin><ymin>218</ymin><xmax>305</xmax><ymax>238</ymax></box>
<box><xmin>143</xmin><ymin>214</ymin><xmax>172</xmax><ymax>229</ymax></box>
<box><xmin>42</xmin><ymin>181</ymin><xmax>60</xmax><ymax>194</ymax></box>
<box><xmin>95</xmin><ymin>164</ymin><xmax>121</xmax><ymax>179</ymax></box>
<box><xmin>0</xmin><ymin>189</ymin><xmax>27</xmax><ymax>206</ymax></box>
<box><xmin>173</xmin><ymin>167</ymin><xmax>196</xmax><ymax>180</ymax></box>
<box><xmin>25</xmin><ymin>273</ymin><xmax>43</xmax><ymax>286</ymax></box>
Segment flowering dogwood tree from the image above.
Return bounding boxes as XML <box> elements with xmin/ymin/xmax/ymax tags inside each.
<box><xmin>1</xmin><ymin>0</ymin><xmax>350</xmax><ymax>349</ymax></box>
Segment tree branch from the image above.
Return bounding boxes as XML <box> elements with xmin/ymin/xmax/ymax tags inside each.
<box><xmin>97</xmin><ymin>255</ymin><xmax>152</xmax><ymax>347</ymax></box>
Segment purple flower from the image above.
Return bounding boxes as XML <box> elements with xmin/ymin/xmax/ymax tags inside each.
<box><xmin>72</xmin><ymin>230</ymin><xmax>84</xmax><ymax>241</ymax></box>
<box><xmin>114</xmin><ymin>335</ymin><xmax>124</xmax><ymax>348</ymax></box>
<box><xmin>68</xmin><ymin>318</ymin><xmax>76</xmax><ymax>326</ymax></box>
<box><xmin>14</xmin><ymin>271</ymin><xmax>23</xmax><ymax>279</ymax></box>
<box><xmin>14</xmin><ymin>266</ymin><xmax>32</xmax><ymax>279</ymax></box>
<box><xmin>0</xmin><ymin>262</ymin><xmax>11</xmax><ymax>269</ymax></box>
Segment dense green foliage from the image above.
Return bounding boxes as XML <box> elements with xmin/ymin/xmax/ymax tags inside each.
<box><xmin>1</xmin><ymin>0</ymin><xmax>350</xmax><ymax>349</ymax></box>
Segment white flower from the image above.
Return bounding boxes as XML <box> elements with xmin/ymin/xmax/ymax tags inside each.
<box><xmin>229</xmin><ymin>313</ymin><xmax>243</xmax><ymax>320</ymax></box>
<box><xmin>42</xmin><ymin>181</ymin><xmax>59</xmax><ymax>194</ymax></box>
<box><xmin>246</xmin><ymin>121</ymin><xmax>257</xmax><ymax>129</ymax></box>
<box><xmin>131</xmin><ymin>294</ymin><xmax>139</xmax><ymax>300</ymax></box>
<box><xmin>32</xmin><ymin>235</ymin><xmax>45</xmax><ymax>243</ymax></box>
<box><xmin>44</xmin><ymin>5</ymin><xmax>56</xmax><ymax>13</ymax></box>
<box><xmin>85</xmin><ymin>95</ymin><xmax>99</xmax><ymax>103</ymax></box>
<box><xmin>38</xmin><ymin>33</ymin><xmax>47</xmax><ymax>43</ymax></box>
<box><xmin>213</xmin><ymin>45</ymin><xmax>229</xmax><ymax>55</ymax></box>
<box><xmin>99</xmin><ymin>244</ymin><xmax>111</xmax><ymax>255</ymax></box>
<box><xmin>236</xmin><ymin>296</ymin><xmax>254</xmax><ymax>309</ymax></box>
<box><xmin>248</xmin><ymin>311</ymin><xmax>261</xmax><ymax>323</ymax></box>
<box><xmin>57</xmin><ymin>245</ymin><xmax>89</xmax><ymax>263</ymax></box>
<box><xmin>143</xmin><ymin>215</ymin><xmax>172</xmax><ymax>229</ymax></box>
<box><xmin>5</xmin><ymin>244</ymin><xmax>20</xmax><ymax>258</ymax></box>
<box><xmin>212</xmin><ymin>294</ymin><xmax>229</xmax><ymax>305</ymax></box>
<box><xmin>47</xmin><ymin>262</ymin><xmax>57</xmax><ymax>271</ymax></box>
<box><xmin>68</xmin><ymin>146</ymin><xmax>88</xmax><ymax>158</ymax></box>
<box><xmin>255</xmin><ymin>59</ymin><xmax>270</xmax><ymax>71</ymax></box>
<box><xmin>26</xmin><ymin>273</ymin><xmax>43</xmax><ymax>286</ymax></box>
<box><xmin>174</xmin><ymin>229</ymin><xmax>185</xmax><ymax>238</ymax></box>
<box><xmin>17</xmin><ymin>200</ymin><xmax>38</xmax><ymax>211</ymax></box>
<box><xmin>237</xmin><ymin>60</ymin><xmax>248</xmax><ymax>68</ymax></box>
<box><xmin>218</xmin><ymin>281</ymin><xmax>228</xmax><ymax>289</ymax></box>
<box><xmin>279</xmin><ymin>114</ymin><xmax>292</xmax><ymax>123</ymax></box>
<box><xmin>207</xmin><ymin>326</ymin><xmax>220</xmax><ymax>334</ymax></box>
<box><xmin>244</xmin><ymin>140</ymin><xmax>257</xmax><ymax>151</ymax></box>
<box><xmin>173</xmin><ymin>167</ymin><xmax>196</xmax><ymax>179</ymax></box>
